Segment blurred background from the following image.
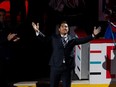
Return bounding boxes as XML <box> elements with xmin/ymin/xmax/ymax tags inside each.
<box><xmin>0</xmin><ymin>0</ymin><xmax>116</xmax><ymax>83</ymax></box>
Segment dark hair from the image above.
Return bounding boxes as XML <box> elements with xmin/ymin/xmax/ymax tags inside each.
<box><xmin>0</xmin><ymin>8</ymin><xmax>6</xmax><ymax>14</ymax></box>
<box><xmin>58</xmin><ymin>21</ymin><xmax>68</xmax><ymax>28</ymax></box>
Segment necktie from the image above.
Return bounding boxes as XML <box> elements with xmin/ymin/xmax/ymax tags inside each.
<box><xmin>62</xmin><ymin>37</ymin><xmax>68</xmax><ymax>47</ymax></box>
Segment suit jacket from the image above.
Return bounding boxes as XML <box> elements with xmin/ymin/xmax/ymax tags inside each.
<box><xmin>37</xmin><ymin>33</ymin><xmax>94</xmax><ymax>69</ymax></box>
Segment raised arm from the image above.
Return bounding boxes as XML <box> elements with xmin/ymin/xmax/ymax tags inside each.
<box><xmin>93</xmin><ymin>26</ymin><xmax>101</xmax><ymax>36</ymax></box>
<box><xmin>32</xmin><ymin>22</ymin><xmax>40</xmax><ymax>32</ymax></box>
<box><xmin>32</xmin><ymin>22</ymin><xmax>45</xmax><ymax>37</ymax></box>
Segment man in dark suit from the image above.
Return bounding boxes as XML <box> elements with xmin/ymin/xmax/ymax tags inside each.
<box><xmin>32</xmin><ymin>21</ymin><xmax>101</xmax><ymax>87</ymax></box>
<box><xmin>0</xmin><ymin>8</ymin><xmax>20</xmax><ymax>87</ymax></box>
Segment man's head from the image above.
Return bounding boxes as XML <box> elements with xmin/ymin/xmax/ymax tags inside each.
<box><xmin>58</xmin><ymin>21</ymin><xmax>69</xmax><ymax>35</ymax></box>
<box><xmin>0</xmin><ymin>8</ymin><xmax>6</xmax><ymax>23</ymax></box>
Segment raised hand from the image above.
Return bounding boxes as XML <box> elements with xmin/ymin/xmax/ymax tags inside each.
<box><xmin>7</xmin><ymin>33</ymin><xmax>20</xmax><ymax>42</ymax></box>
<box><xmin>32</xmin><ymin>22</ymin><xmax>39</xmax><ymax>32</ymax></box>
<box><xmin>93</xmin><ymin>26</ymin><xmax>101</xmax><ymax>36</ymax></box>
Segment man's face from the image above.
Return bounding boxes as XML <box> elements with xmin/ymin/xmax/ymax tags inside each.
<box><xmin>59</xmin><ymin>23</ymin><xmax>69</xmax><ymax>35</ymax></box>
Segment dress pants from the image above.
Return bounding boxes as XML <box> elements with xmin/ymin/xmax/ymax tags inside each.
<box><xmin>50</xmin><ymin>64</ymin><xmax>72</xmax><ymax>87</ymax></box>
